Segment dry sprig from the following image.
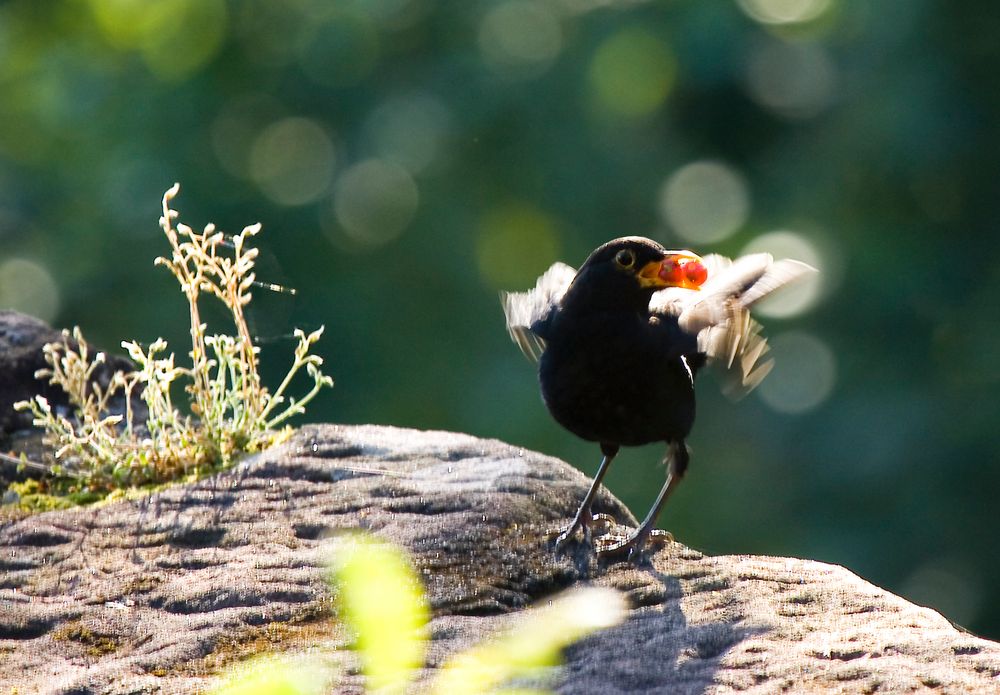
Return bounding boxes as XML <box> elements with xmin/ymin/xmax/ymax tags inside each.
<box><xmin>15</xmin><ymin>184</ymin><xmax>333</xmax><ymax>493</ymax></box>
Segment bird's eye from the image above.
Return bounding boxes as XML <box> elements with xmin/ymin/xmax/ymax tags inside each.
<box><xmin>614</xmin><ymin>249</ymin><xmax>636</xmax><ymax>269</ymax></box>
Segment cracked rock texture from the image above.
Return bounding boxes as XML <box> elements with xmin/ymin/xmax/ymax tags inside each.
<box><xmin>1</xmin><ymin>424</ymin><xmax>999</xmax><ymax>694</ymax></box>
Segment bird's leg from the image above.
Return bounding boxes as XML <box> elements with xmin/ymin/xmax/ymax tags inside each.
<box><xmin>597</xmin><ymin>441</ymin><xmax>689</xmax><ymax>562</ymax></box>
<box><xmin>554</xmin><ymin>444</ymin><xmax>618</xmax><ymax>551</ymax></box>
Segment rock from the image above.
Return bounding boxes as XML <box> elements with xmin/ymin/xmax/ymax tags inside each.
<box><xmin>0</xmin><ymin>311</ymin><xmax>139</xmax><ymax>486</ymax></box>
<box><xmin>0</xmin><ymin>311</ymin><xmax>73</xmax><ymax>436</ymax></box>
<box><xmin>1</xmin><ymin>424</ymin><xmax>998</xmax><ymax>693</ymax></box>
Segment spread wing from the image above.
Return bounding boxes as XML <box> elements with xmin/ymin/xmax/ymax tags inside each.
<box><xmin>501</xmin><ymin>262</ymin><xmax>577</xmax><ymax>362</ymax></box>
<box><xmin>651</xmin><ymin>253</ymin><xmax>815</xmax><ymax>399</ymax></box>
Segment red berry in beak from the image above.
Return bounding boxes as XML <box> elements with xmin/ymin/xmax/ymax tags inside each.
<box><xmin>659</xmin><ymin>259</ymin><xmax>684</xmax><ymax>284</ymax></box>
<box><xmin>685</xmin><ymin>260</ymin><xmax>707</xmax><ymax>287</ymax></box>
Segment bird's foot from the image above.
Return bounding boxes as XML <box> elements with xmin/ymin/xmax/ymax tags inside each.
<box><xmin>552</xmin><ymin>512</ymin><xmax>619</xmax><ymax>552</ymax></box>
<box><xmin>595</xmin><ymin>527</ymin><xmax>674</xmax><ymax>563</ymax></box>
<box><xmin>588</xmin><ymin>513</ymin><xmax>617</xmax><ymax>535</ymax></box>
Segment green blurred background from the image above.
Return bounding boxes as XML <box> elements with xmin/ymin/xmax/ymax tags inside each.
<box><xmin>2</xmin><ymin>0</ymin><xmax>998</xmax><ymax>637</ymax></box>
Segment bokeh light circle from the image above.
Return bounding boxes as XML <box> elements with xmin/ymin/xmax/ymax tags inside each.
<box><xmin>0</xmin><ymin>258</ymin><xmax>60</xmax><ymax>323</ymax></box>
<box><xmin>741</xmin><ymin>230</ymin><xmax>824</xmax><ymax>318</ymax></box>
<box><xmin>210</xmin><ymin>94</ymin><xmax>286</xmax><ymax>180</ymax></box>
<box><xmin>249</xmin><ymin>117</ymin><xmax>336</xmax><ymax>206</ymax></box>
<box><xmin>737</xmin><ymin>0</ymin><xmax>832</xmax><ymax>25</ymax></box>
<box><xmin>479</xmin><ymin>1</ymin><xmax>563</xmax><ymax>79</ymax></box>
<box><xmin>745</xmin><ymin>39</ymin><xmax>837</xmax><ymax>119</ymax></box>
<box><xmin>757</xmin><ymin>331</ymin><xmax>836</xmax><ymax>414</ymax></box>
<box><xmin>365</xmin><ymin>93</ymin><xmax>453</xmax><ymax>174</ymax></box>
<box><xmin>87</xmin><ymin>0</ymin><xmax>228</xmax><ymax>80</ymax></box>
<box><xmin>297</xmin><ymin>10</ymin><xmax>380</xmax><ymax>88</ymax></box>
<box><xmin>589</xmin><ymin>28</ymin><xmax>676</xmax><ymax>118</ymax></box>
<box><xmin>476</xmin><ymin>203</ymin><xmax>561</xmax><ymax>290</ymax></box>
<box><xmin>660</xmin><ymin>161</ymin><xmax>750</xmax><ymax>244</ymax></box>
<box><xmin>333</xmin><ymin>159</ymin><xmax>419</xmax><ymax>247</ymax></box>
<box><xmin>900</xmin><ymin>558</ymin><xmax>984</xmax><ymax>629</ymax></box>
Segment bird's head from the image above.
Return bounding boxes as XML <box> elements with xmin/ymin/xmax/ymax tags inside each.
<box><xmin>565</xmin><ymin>237</ymin><xmax>707</xmax><ymax>311</ymax></box>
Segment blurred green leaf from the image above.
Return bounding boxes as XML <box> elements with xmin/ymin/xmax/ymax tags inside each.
<box><xmin>86</xmin><ymin>0</ymin><xmax>227</xmax><ymax>79</ymax></box>
<box><xmin>330</xmin><ymin>533</ymin><xmax>429</xmax><ymax>693</ymax></box>
<box><xmin>431</xmin><ymin>587</ymin><xmax>626</xmax><ymax>695</ymax></box>
<box><xmin>210</xmin><ymin>655</ymin><xmax>331</xmax><ymax>695</ymax></box>
<box><xmin>589</xmin><ymin>27</ymin><xmax>676</xmax><ymax>118</ymax></box>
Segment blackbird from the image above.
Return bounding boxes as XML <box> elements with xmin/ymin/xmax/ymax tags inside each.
<box><xmin>503</xmin><ymin>236</ymin><xmax>814</xmax><ymax>560</ymax></box>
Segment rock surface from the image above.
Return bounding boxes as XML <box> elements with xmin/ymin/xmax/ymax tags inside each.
<box><xmin>1</xmin><ymin>424</ymin><xmax>998</xmax><ymax>693</ymax></box>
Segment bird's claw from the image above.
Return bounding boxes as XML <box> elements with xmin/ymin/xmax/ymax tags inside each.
<box><xmin>595</xmin><ymin>528</ymin><xmax>674</xmax><ymax>563</ymax></box>
<box><xmin>552</xmin><ymin>517</ymin><xmax>586</xmax><ymax>551</ymax></box>
<box><xmin>589</xmin><ymin>513</ymin><xmax>616</xmax><ymax>535</ymax></box>
<box><xmin>645</xmin><ymin>528</ymin><xmax>674</xmax><ymax>547</ymax></box>
<box><xmin>552</xmin><ymin>512</ymin><xmax>621</xmax><ymax>552</ymax></box>
<box><xmin>553</xmin><ymin>527</ymin><xmax>576</xmax><ymax>552</ymax></box>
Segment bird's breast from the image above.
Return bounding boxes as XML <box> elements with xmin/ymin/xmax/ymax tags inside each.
<box><xmin>538</xmin><ymin>311</ymin><xmax>696</xmax><ymax>446</ymax></box>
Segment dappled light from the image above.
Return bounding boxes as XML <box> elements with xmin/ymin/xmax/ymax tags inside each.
<box><xmin>3</xmin><ymin>0</ymin><xmax>1000</xmax><ymax>642</ymax></box>
<box><xmin>741</xmin><ymin>230</ymin><xmax>826</xmax><ymax>317</ymax></box>
<box><xmin>900</xmin><ymin>558</ymin><xmax>985</xmax><ymax>631</ymax></box>
<box><xmin>330</xmin><ymin>159</ymin><xmax>419</xmax><ymax>247</ymax></box>
<box><xmin>249</xmin><ymin>117</ymin><xmax>336</xmax><ymax>206</ymax></box>
<box><xmin>745</xmin><ymin>38</ymin><xmax>838</xmax><ymax>119</ymax></box>
<box><xmin>737</xmin><ymin>0</ymin><xmax>833</xmax><ymax>26</ymax></box>
<box><xmin>476</xmin><ymin>202</ymin><xmax>562</xmax><ymax>290</ymax></box>
<box><xmin>479</xmin><ymin>0</ymin><xmax>564</xmax><ymax>80</ymax></box>
<box><xmin>364</xmin><ymin>93</ymin><xmax>453</xmax><ymax>174</ymax></box>
<box><xmin>660</xmin><ymin>161</ymin><xmax>751</xmax><ymax>244</ymax></box>
<box><xmin>757</xmin><ymin>330</ymin><xmax>837</xmax><ymax>414</ymax></box>
<box><xmin>588</xmin><ymin>27</ymin><xmax>676</xmax><ymax>118</ymax></box>
<box><xmin>210</xmin><ymin>94</ymin><xmax>286</xmax><ymax>180</ymax></box>
<box><xmin>87</xmin><ymin>0</ymin><xmax>227</xmax><ymax>79</ymax></box>
<box><xmin>0</xmin><ymin>258</ymin><xmax>60</xmax><ymax>324</ymax></box>
<box><xmin>295</xmin><ymin>9</ymin><xmax>380</xmax><ymax>87</ymax></box>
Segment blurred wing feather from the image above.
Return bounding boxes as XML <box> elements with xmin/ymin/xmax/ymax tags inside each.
<box><xmin>501</xmin><ymin>262</ymin><xmax>576</xmax><ymax>362</ymax></box>
<box><xmin>737</xmin><ymin>259</ymin><xmax>816</xmax><ymax>308</ymax></box>
<box><xmin>651</xmin><ymin>253</ymin><xmax>816</xmax><ymax>399</ymax></box>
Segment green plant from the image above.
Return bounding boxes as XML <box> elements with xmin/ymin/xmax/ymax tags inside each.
<box><xmin>212</xmin><ymin>533</ymin><xmax>626</xmax><ymax>695</ymax></box>
<box><xmin>332</xmin><ymin>534</ymin><xmax>429</xmax><ymax>692</ymax></box>
<box><xmin>13</xmin><ymin>184</ymin><xmax>332</xmax><ymax>494</ymax></box>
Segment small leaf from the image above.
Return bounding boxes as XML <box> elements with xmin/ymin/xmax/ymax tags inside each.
<box><xmin>330</xmin><ymin>533</ymin><xmax>429</xmax><ymax>693</ymax></box>
<box><xmin>210</xmin><ymin>654</ymin><xmax>331</xmax><ymax>695</ymax></box>
<box><xmin>432</xmin><ymin>586</ymin><xmax>626</xmax><ymax>695</ymax></box>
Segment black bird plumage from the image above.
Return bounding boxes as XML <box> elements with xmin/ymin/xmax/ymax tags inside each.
<box><xmin>503</xmin><ymin>236</ymin><xmax>814</xmax><ymax>560</ymax></box>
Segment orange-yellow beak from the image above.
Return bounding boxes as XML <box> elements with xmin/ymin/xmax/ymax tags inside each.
<box><xmin>638</xmin><ymin>252</ymin><xmax>707</xmax><ymax>290</ymax></box>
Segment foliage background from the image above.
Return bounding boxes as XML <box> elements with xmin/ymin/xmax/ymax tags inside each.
<box><xmin>2</xmin><ymin>1</ymin><xmax>998</xmax><ymax>638</ymax></box>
